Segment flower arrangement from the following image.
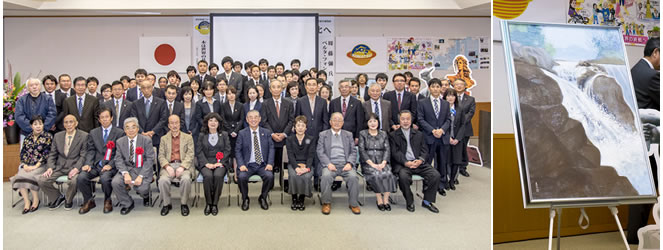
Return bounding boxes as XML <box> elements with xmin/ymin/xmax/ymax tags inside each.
<box><xmin>4</xmin><ymin>67</ymin><xmax>27</xmax><ymax>127</ymax></box>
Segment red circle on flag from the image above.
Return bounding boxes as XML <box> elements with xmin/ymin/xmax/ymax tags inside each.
<box><xmin>154</xmin><ymin>44</ymin><xmax>176</xmax><ymax>66</ymax></box>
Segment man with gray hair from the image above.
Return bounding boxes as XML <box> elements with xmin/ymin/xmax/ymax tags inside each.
<box><xmin>14</xmin><ymin>78</ymin><xmax>57</xmax><ymax>148</ymax></box>
<box><xmin>317</xmin><ymin>112</ymin><xmax>360</xmax><ymax>215</ymax></box>
<box><xmin>111</xmin><ymin>117</ymin><xmax>155</xmax><ymax>215</ymax></box>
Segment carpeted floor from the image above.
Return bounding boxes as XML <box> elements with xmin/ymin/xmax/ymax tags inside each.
<box><xmin>3</xmin><ymin>164</ymin><xmax>490</xmax><ymax>249</ymax></box>
<box><xmin>494</xmin><ymin>231</ymin><xmax>640</xmax><ymax>249</ymax></box>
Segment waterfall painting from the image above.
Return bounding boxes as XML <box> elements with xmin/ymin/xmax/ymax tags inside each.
<box><xmin>501</xmin><ymin>21</ymin><xmax>657</xmax><ymax>208</ymax></box>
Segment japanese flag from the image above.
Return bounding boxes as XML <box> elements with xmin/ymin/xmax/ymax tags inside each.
<box><xmin>139</xmin><ymin>36</ymin><xmax>191</xmax><ymax>73</ymax></box>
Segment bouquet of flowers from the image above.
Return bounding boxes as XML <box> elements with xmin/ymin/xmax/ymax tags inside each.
<box><xmin>4</xmin><ymin>67</ymin><xmax>26</xmax><ymax>127</ymax></box>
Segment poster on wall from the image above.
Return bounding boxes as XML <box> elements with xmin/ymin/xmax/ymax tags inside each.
<box><xmin>318</xmin><ymin>16</ymin><xmax>335</xmax><ymax>85</ymax></box>
<box><xmin>139</xmin><ymin>36</ymin><xmax>191</xmax><ymax>73</ymax></box>
<box><xmin>387</xmin><ymin>37</ymin><xmax>434</xmax><ymax>70</ymax></box>
<box><xmin>193</xmin><ymin>16</ymin><xmax>211</xmax><ymax>65</ymax></box>
<box><xmin>567</xmin><ymin>0</ymin><xmax>660</xmax><ymax>46</ymax></box>
<box><xmin>335</xmin><ymin>37</ymin><xmax>387</xmax><ymax>73</ymax></box>
<box><xmin>502</xmin><ymin>21</ymin><xmax>656</xmax><ymax>208</ymax></box>
<box><xmin>432</xmin><ymin>37</ymin><xmax>485</xmax><ymax>71</ymax></box>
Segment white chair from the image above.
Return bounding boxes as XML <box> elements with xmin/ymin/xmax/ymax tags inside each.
<box><xmin>637</xmin><ymin>197</ymin><xmax>660</xmax><ymax>250</ymax></box>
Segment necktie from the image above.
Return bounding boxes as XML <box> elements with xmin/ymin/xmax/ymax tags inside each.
<box><xmin>253</xmin><ymin>131</ymin><xmax>263</xmax><ymax>164</ymax></box>
<box><xmin>48</xmin><ymin>93</ymin><xmax>54</xmax><ymax>105</ymax></box>
<box><xmin>261</xmin><ymin>73</ymin><xmax>266</xmax><ymax>82</ymax></box>
<box><xmin>138</xmin><ymin>89</ymin><xmax>143</xmax><ymax>100</ymax></box>
<box><xmin>451</xmin><ymin>107</ymin><xmax>456</xmax><ymax>117</ymax></box>
<box><xmin>276</xmin><ymin>100</ymin><xmax>280</xmax><ymax>118</ymax></box>
<box><xmin>78</xmin><ymin>97</ymin><xmax>83</xmax><ymax>117</ymax></box>
<box><xmin>103</xmin><ymin>129</ymin><xmax>109</xmax><ymax>143</ymax></box>
<box><xmin>145</xmin><ymin>99</ymin><xmax>151</xmax><ymax>117</ymax></box>
<box><xmin>342</xmin><ymin>98</ymin><xmax>347</xmax><ymax>117</ymax></box>
<box><xmin>64</xmin><ymin>135</ymin><xmax>73</xmax><ymax>156</ymax></box>
<box><xmin>129</xmin><ymin>139</ymin><xmax>135</xmax><ymax>165</ymax></box>
<box><xmin>397</xmin><ymin>93</ymin><xmax>402</xmax><ymax>110</ymax></box>
<box><xmin>116</xmin><ymin>100</ymin><xmax>121</xmax><ymax>127</ymax></box>
<box><xmin>434</xmin><ymin>99</ymin><xmax>439</xmax><ymax>119</ymax></box>
<box><xmin>374</xmin><ymin>101</ymin><xmax>381</xmax><ymax>130</ymax></box>
<box><xmin>221</xmin><ymin>95</ymin><xmax>225</xmax><ymax>103</ymax></box>
<box><xmin>169</xmin><ymin>103</ymin><xmax>173</xmax><ymax>115</ymax></box>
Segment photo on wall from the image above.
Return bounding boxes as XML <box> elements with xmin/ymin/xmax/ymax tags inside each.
<box><xmin>501</xmin><ymin>21</ymin><xmax>656</xmax><ymax>207</ymax></box>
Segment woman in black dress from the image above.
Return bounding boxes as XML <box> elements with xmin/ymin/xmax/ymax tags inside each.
<box><xmin>358</xmin><ymin>113</ymin><xmax>396</xmax><ymax>211</ymax></box>
<box><xmin>195</xmin><ymin>113</ymin><xmax>231</xmax><ymax>216</ymax></box>
<box><xmin>285</xmin><ymin>116</ymin><xmax>315</xmax><ymax>211</ymax></box>
<box><xmin>220</xmin><ymin>86</ymin><xmax>245</xmax><ymax>172</ymax></box>
<box><xmin>444</xmin><ymin>88</ymin><xmax>465</xmax><ymax>190</ymax></box>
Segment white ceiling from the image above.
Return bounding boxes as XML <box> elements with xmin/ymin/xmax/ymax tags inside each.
<box><xmin>4</xmin><ymin>0</ymin><xmax>491</xmax><ymax>17</ymax></box>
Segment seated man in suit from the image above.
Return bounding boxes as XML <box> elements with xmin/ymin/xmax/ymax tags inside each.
<box><xmin>158</xmin><ymin>115</ymin><xmax>194</xmax><ymax>216</ymax></box>
<box><xmin>62</xmin><ymin>76</ymin><xmax>100</xmax><ymax>133</ymax></box>
<box><xmin>111</xmin><ymin>117</ymin><xmax>155</xmax><ymax>215</ymax></box>
<box><xmin>78</xmin><ymin>107</ymin><xmax>125</xmax><ymax>214</ymax></box>
<box><xmin>362</xmin><ymin>83</ymin><xmax>392</xmax><ymax>133</ymax></box>
<box><xmin>235</xmin><ymin>110</ymin><xmax>275</xmax><ymax>211</ymax></box>
<box><xmin>318</xmin><ymin>112</ymin><xmax>360</xmax><ymax>215</ymax></box>
<box><xmin>106</xmin><ymin>81</ymin><xmax>132</xmax><ymax>129</ymax></box>
<box><xmin>390</xmin><ymin>110</ymin><xmax>440</xmax><ymax>213</ymax></box>
<box><xmin>38</xmin><ymin>115</ymin><xmax>88</xmax><ymax>210</ymax></box>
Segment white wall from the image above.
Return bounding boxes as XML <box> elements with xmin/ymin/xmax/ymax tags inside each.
<box><xmin>4</xmin><ymin>15</ymin><xmax>490</xmax><ymax>102</ymax></box>
<box><xmin>492</xmin><ymin>1</ymin><xmax>645</xmax><ymax>133</ymax></box>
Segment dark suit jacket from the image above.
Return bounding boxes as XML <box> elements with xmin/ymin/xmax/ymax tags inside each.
<box><xmin>130</xmin><ymin>96</ymin><xmax>169</xmax><ymax>146</ymax></box>
<box><xmin>362</xmin><ymin>98</ymin><xmax>392</xmax><ymax>133</ymax></box>
<box><xmin>62</xmin><ymin>94</ymin><xmax>100</xmax><ymax>133</ymax></box>
<box><xmin>457</xmin><ymin>94</ymin><xmax>476</xmax><ymax>137</ymax></box>
<box><xmin>84</xmin><ymin>126</ymin><xmax>125</xmax><ymax>169</ymax></box>
<box><xmin>417</xmin><ymin>97</ymin><xmax>452</xmax><ymax>145</ymax></box>
<box><xmin>165</xmin><ymin>100</ymin><xmax>186</xmax><ymax>130</ymax></box>
<box><xmin>260</xmin><ymin>98</ymin><xmax>295</xmax><ymax>147</ymax></box>
<box><xmin>193</xmin><ymin>99</ymin><xmax>223</xmax><ymax>138</ymax></box>
<box><xmin>235</xmin><ymin>127</ymin><xmax>275</xmax><ymax>167</ymax></box>
<box><xmin>217</xmin><ymin>71</ymin><xmax>244</xmax><ymax>98</ymax></box>
<box><xmin>329</xmin><ymin>96</ymin><xmax>365</xmax><ymax>139</ymax></box>
<box><xmin>56</xmin><ymin>88</ymin><xmax>75</xmax><ymax>98</ymax></box>
<box><xmin>243</xmin><ymin>78</ymin><xmax>261</xmax><ymax>101</ymax></box>
<box><xmin>104</xmin><ymin>98</ymin><xmax>132</xmax><ymax>129</ymax></box>
<box><xmin>48</xmin><ymin>129</ymin><xmax>88</xmax><ymax>172</ymax></box>
<box><xmin>181</xmin><ymin>101</ymin><xmax>198</xmax><ymax>134</ymax></box>
<box><xmin>295</xmin><ymin>95</ymin><xmax>330</xmax><ymax>137</ymax></box>
<box><xmin>631</xmin><ymin>58</ymin><xmax>660</xmax><ymax>110</ymax></box>
<box><xmin>220</xmin><ymin>101</ymin><xmax>245</xmax><ymax>135</ymax></box>
<box><xmin>416</xmin><ymin>93</ymin><xmax>427</xmax><ymax>101</ymax></box>
<box><xmin>359</xmin><ymin>85</ymin><xmax>371</xmax><ymax>101</ymax></box>
<box><xmin>242</xmin><ymin>100</ymin><xmax>262</xmax><ymax>128</ymax></box>
<box><xmin>114</xmin><ymin>134</ymin><xmax>154</xmax><ymax>181</ymax></box>
<box><xmin>125</xmin><ymin>87</ymin><xmax>165</xmax><ymax>102</ymax></box>
<box><xmin>44</xmin><ymin>91</ymin><xmax>67</xmax><ymax>132</ymax></box>
<box><xmin>389</xmin><ymin>128</ymin><xmax>429</xmax><ymax>174</ymax></box>
<box><xmin>384</xmin><ymin>90</ymin><xmax>418</xmax><ymax>126</ymax></box>
<box><xmin>195</xmin><ymin>74</ymin><xmax>217</xmax><ymax>85</ymax></box>
<box><xmin>195</xmin><ymin>132</ymin><xmax>231</xmax><ymax>170</ymax></box>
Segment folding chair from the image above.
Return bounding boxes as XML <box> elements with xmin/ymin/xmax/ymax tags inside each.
<box><xmin>317</xmin><ymin>172</ymin><xmax>365</xmax><ymax>206</ymax></box>
<box><xmin>236</xmin><ymin>175</ymin><xmax>272</xmax><ymax>206</ymax></box>
<box><xmin>192</xmin><ymin>168</ymin><xmax>232</xmax><ymax>207</ymax></box>
<box><xmin>394</xmin><ymin>174</ymin><xmax>425</xmax><ymax>204</ymax></box>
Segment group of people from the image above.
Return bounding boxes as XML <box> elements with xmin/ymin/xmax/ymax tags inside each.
<box><xmin>10</xmin><ymin>56</ymin><xmax>476</xmax><ymax>217</ymax></box>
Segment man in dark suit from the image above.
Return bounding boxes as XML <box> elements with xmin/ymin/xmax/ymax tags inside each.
<box><xmin>111</xmin><ymin>117</ymin><xmax>155</xmax><ymax>215</ymax></box>
<box><xmin>164</xmin><ymin>85</ymin><xmax>185</xmax><ymax>129</ymax></box>
<box><xmin>125</xmin><ymin>70</ymin><xmax>164</xmax><ymax>102</ymax></box>
<box><xmin>260</xmin><ymin>79</ymin><xmax>295</xmax><ymax>184</ymax></box>
<box><xmin>62</xmin><ymin>76</ymin><xmax>100</xmax><ymax>133</ymax></box>
<box><xmin>235</xmin><ymin>110</ymin><xmax>275</xmax><ymax>211</ymax></box>
<box><xmin>146</xmin><ymin>73</ymin><xmax>166</xmax><ymax>100</ymax></box>
<box><xmin>453</xmin><ymin>79</ymin><xmax>475</xmax><ymax>178</ymax></box>
<box><xmin>245</xmin><ymin>65</ymin><xmax>265</xmax><ymax>100</ymax></box>
<box><xmin>389</xmin><ymin>110</ymin><xmax>440</xmax><ymax>213</ymax></box>
<box><xmin>56</xmin><ymin>74</ymin><xmax>75</xmax><ymax>98</ymax></box>
<box><xmin>417</xmin><ymin>78</ymin><xmax>452</xmax><ymax>196</ymax></box>
<box><xmin>195</xmin><ymin>60</ymin><xmax>217</xmax><ymax>86</ymax></box>
<box><xmin>409</xmin><ymin>77</ymin><xmax>427</xmax><ymax>101</ymax></box>
<box><xmin>41</xmin><ymin>74</ymin><xmax>67</xmax><ymax>132</ymax></box>
<box><xmin>362</xmin><ymin>84</ymin><xmax>392</xmax><ymax>133</ymax></box>
<box><xmin>129</xmin><ymin>78</ymin><xmax>169</xmax><ymax>149</ymax></box>
<box><xmin>329</xmin><ymin>79</ymin><xmax>365</xmax><ymax>143</ymax></box>
<box><xmin>77</xmin><ymin>107</ymin><xmax>124</xmax><ymax>214</ymax></box>
<box><xmin>384</xmin><ymin>73</ymin><xmax>418</xmax><ymax>131</ymax></box>
<box><xmin>38</xmin><ymin>115</ymin><xmax>88</xmax><ymax>211</ymax></box>
<box><xmin>217</xmin><ymin>56</ymin><xmax>244</xmax><ymax>101</ymax></box>
<box><xmin>295</xmin><ymin>78</ymin><xmax>330</xmax><ymax>189</ymax></box>
<box><xmin>180</xmin><ymin>66</ymin><xmax>197</xmax><ymax>88</ymax></box>
<box><xmin>627</xmin><ymin>37</ymin><xmax>660</xmax><ymax>245</ymax></box>
<box><xmin>258</xmin><ymin>58</ymin><xmax>269</xmax><ymax>83</ymax></box>
<box><xmin>105</xmin><ymin>81</ymin><xmax>132</xmax><ymax>129</ymax></box>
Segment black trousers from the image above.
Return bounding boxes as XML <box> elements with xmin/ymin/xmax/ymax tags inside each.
<box><xmin>460</xmin><ymin>136</ymin><xmax>470</xmax><ymax>170</ymax></box>
<box><xmin>274</xmin><ymin>146</ymin><xmax>284</xmax><ymax>184</ymax></box>
<box><xmin>77</xmin><ymin>167</ymin><xmax>117</xmax><ymax>202</ymax></box>
<box><xmin>427</xmin><ymin>141</ymin><xmax>449</xmax><ymax>189</ymax></box>
<box><xmin>237</xmin><ymin>163</ymin><xmax>274</xmax><ymax>200</ymax></box>
<box><xmin>397</xmin><ymin>165</ymin><xmax>440</xmax><ymax>206</ymax></box>
<box><xmin>200</xmin><ymin>166</ymin><xmax>228</xmax><ymax>205</ymax></box>
<box><xmin>626</xmin><ymin>155</ymin><xmax>658</xmax><ymax>243</ymax></box>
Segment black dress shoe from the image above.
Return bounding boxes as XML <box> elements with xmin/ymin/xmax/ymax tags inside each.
<box><xmin>438</xmin><ymin>189</ymin><xmax>447</xmax><ymax>196</ymax></box>
<box><xmin>29</xmin><ymin>204</ymin><xmax>40</xmax><ymax>213</ymax></box>
<box><xmin>64</xmin><ymin>202</ymin><xmax>74</xmax><ymax>211</ymax></box>
<box><xmin>377</xmin><ymin>201</ymin><xmax>385</xmax><ymax>211</ymax></box>
<box><xmin>143</xmin><ymin>197</ymin><xmax>150</xmax><ymax>207</ymax></box>
<box><xmin>449</xmin><ymin>183</ymin><xmax>456</xmax><ymax>190</ymax></box>
<box><xmin>384</xmin><ymin>204</ymin><xmax>391</xmax><ymax>211</ymax></box>
<box><xmin>204</xmin><ymin>204</ymin><xmax>211</xmax><ymax>216</ymax></box>
<box><xmin>460</xmin><ymin>170</ymin><xmax>470</xmax><ymax>177</ymax></box>
<box><xmin>22</xmin><ymin>208</ymin><xmax>30</xmax><ymax>214</ymax></box>
<box><xmin>422</xmin><ymin>202</ymin><xmax>439</xmax><ymax>213</ymax></box>
<box><xmin>241</xmin><ymin>199</ymin><xmax>250</xmax><ymax>211</ymax></box>
<box><xmin>406</xmin><ymin>204</ymin><xmax>415</xmax><ymax>212</ymax></box>
<box><xmin>211</xmin><ymin>205</ymin><xmax>219</xmax><ymax>216</ymax></box>
<box><xmin>49</xmin><ymin>195</ymin><xmax>66</xmax><ymax>210</ymax></box>
<box><xmin>259</xmin><ymin>197</ymin><xmax>269</xmax><ymax>210</ymax></box>
<box><xmin>444</xmin><ymin>183</ymin><xmax>451</xmax><ymax>191</ymax></box>
<box><xmin>297</xmin><ymin>195</ymin><xmax>306</xmax><ymax>211</ymax></box>
<box><xmin>161</xmin><ymin>204</ymin><xmax>172</xmax><ymax>216</ymax></box>
<box><xmin>331</xmin><ymin>181</ymin><xmax>341</xmax><ymax>191</ymax></box>
<box><xmin>291</xmin><ymin>196</ymin><xmax>298</xmax><ymax>211</ymax></box>
<box><xmin>120</xmin><ymin>203</ymin><xmax>135</xmax><ymax>215</ymax></box>
<box><xmin>181</xmin><ymin>205</ymin><xmax>189</xmax><ymax>216</ymax></box>
<box><xmin>454</xmin><ymin>179</ymin><xmax>459</xmax><ymax>185</ymax></box>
